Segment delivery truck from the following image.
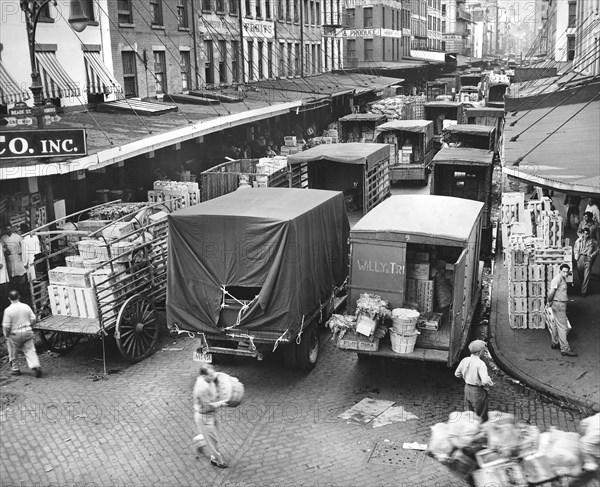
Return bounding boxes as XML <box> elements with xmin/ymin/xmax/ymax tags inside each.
<box><xmin>167</xmin><ymin>188</ymin><xmax>349</xmax><ymax>370</ymax></box>
<box><xmin>345</xmin><ymin>195</ymin><xmax>484</xmax><ymax>367</ymax></box>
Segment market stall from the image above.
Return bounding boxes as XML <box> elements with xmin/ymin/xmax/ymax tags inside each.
<box><xmin>287</xmin><ymin>143</ymin><xmax>391</xmax><ymax>217</ymax></box>
<box><xmin>374</xmin><ymin>120</ymin><xmax>435</xmax><ymax>183</ymax></box>
<box><xmin>431</xmin><ymin>147</ymin><xmax>494</xmax><ymax>233</ymax></box>
<box><xmin>330</xmin><ymin>195</ymin><xmax>484</xmax><ymax>368</ymax></box>
<box><xmin>338</xmin><ymin>113</ymin><xmax>387</xmax><ymax>142</ymax></box>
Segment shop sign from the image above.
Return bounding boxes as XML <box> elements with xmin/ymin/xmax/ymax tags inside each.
<box><xmin>242</xmin><ymin>19</ymin><xmax>275</xmax><ymax>38</ymax></box>
<box><xmin>9</xmin><ymin>103</ymin><xmax>56</xmax><ymax>117</ymax></box>
<box><xmin>381</xmin><ymin>29</ymin><xmax>403</xmax><ymax>38</ymax></box>
<box><xmin>198</xmin><ymin>16</ymin><xmax>238</xmax><ymax>36</ymax></box>
<box><xmin>345</xmin><ymin>0</ymin><xmax>401</xmax><ymax>7</ymax></box>
<box><xmin>338</xmin><ymin>28</ymin><xmax>379</xmax><ymax>38</ymax></box>
<box><xmin>0</xmin><ymin>129</ymin><xmax>87</xmax><ymax>160</ymax></box>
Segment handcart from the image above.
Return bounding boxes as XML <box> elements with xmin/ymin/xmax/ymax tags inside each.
<box><xmin>26</xmin><ymin>200</ymin><xmax>173</xmax><ymax>363</ymax></box>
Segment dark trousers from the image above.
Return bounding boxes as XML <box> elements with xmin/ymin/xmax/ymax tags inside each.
<box><xmin>464</xmin><ymin>384</ymin><xmax>488</xmax><ymax>422</ymax></box>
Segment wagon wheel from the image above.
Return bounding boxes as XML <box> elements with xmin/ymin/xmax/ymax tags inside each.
<box><xmin>38</xmin><ymin>330</ymin><xmax>81</xmax><ymax>353</ymax></box>
<box><xmin>115</xmin><ymin>294</ymin><xmax>159</xmax><ymax>362</ymax></box>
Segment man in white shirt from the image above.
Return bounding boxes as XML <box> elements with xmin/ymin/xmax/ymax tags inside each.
<box><xmin>1</xmin><ymin>225</ymin><xmax>26</xmax><ymax>285</ymax></box>
<box><xmin>192</xmin><ymin>363</ymin><xmax>228</xmax><ymax>468</ymax></box>
<box><xmin>455</xmin><ymin>340</ymin><xmax>494</xmax><ymax>421</ymax></box>
<box><xmin>20</xmin><ymin>224</ymin><xmax>41</xmax><ymax>282</ymax></box>
<box><xmin>2</xmin><ymin>290</ymin><xmax>42</xmax><ymax>377</ymax></box>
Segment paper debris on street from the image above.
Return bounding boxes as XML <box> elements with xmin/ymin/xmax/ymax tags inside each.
<box><xmin>338</xmin><ymin>398</ymin><xmax>395</xmax><ymax>424</ymax></box>
<box><xmin>403</xmin><ymin>442</ymin><xmax>428</xmax><ymax>450</ymax></box>
<box><xmin>371</xmin><ymin>405</ymin><xmax>419</xmax><ymax>428</ymax></box>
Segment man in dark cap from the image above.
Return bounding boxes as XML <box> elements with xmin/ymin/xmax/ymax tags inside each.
<box><xmin>455</xmin><ymin>340</ymin><xmax>494</xmax><ymax>421</ymax></box>
<box><xmin>2</xmin><ymin>290</ymin><xmax>42</xmax><ymax>377</ymax></box>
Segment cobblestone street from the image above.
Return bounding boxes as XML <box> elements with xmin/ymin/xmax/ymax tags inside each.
<box><xmin>0</xmin><ymin>328</ymin><xmax>585</xmax><ymax>487</ymax></box>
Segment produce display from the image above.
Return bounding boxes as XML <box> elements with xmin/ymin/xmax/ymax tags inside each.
<box><xmin>88</xmin><ymin>202</ymin><xmax>151</xmax><ymax>221</ymax></box>
<box><xmin>427</xmin><ymin>411</ymin><xmax>600</xmax><ymax>486</ymax></box>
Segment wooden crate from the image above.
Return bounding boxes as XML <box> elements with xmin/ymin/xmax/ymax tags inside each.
<box><xmin>528</xmin><ymin>264</ymin><xmax>545</xmax><ymax>282</ymax></box>
<box><xmin>337</xmin><ymin>331</ymin><xmax>380</xmax><ymax>352</ymax></box>
<box><xmin>528</xmin><ymin>281</ymin><xmax>545</xmax><ymax>297</ymax></box>
<box><xmin>509</xmin><ymin>265</ymin><xmax>528</xmax><ymax>282</ymax></box>
<box><xmin>509</xmin><ymin>297</ymin><xmax>527</xmax><ymax>314</ymax></box>
<box><xmin>528</xmin><ymin>312</ymin><xmax>545</xmax><ymax>330</ymax></box>
<box><xmin>528</xmin><ymin>297</ymin><xmax>545</xmax><ymax>314</ymax></box>
<box><xmin>509</xmin><ymin>312</ymin><xmax>528</xmax><ymax>329</ymax></box>
<box><xmin>509</xmin><ymin>281</ymin><xmax>527</xmax><ymax>298</ymax></box>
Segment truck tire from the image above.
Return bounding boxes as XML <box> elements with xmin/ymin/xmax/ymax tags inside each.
<box><xmin>295</xmin><ymin>323</ymin><xmax>319</xmax><ymax>371</ymax></box>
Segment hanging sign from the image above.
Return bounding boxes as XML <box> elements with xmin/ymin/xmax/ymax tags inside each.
<box><xmin>0</xmin><ymin>129</ymin><xmax>87</xmax><ymax>160</ymax></box>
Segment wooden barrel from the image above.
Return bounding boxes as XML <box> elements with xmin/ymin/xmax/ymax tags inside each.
<box><xmin>215</xmin><ymin>372</ymin><xmax>244</xmax><ymax>408</ymax></box>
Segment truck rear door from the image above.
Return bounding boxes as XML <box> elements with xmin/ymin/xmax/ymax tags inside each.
<box><xmin>448</xmin><ymin>248</ymin><xmax>468</xmax><ymax>367</ymax></box>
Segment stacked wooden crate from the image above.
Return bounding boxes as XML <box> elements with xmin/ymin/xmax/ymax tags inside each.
<box><xmin>501</xmin><ymin>192</ymin><xmax>525</xmax><ymax>248</ymax></box>
<box><xmin>507</xmin><ymin>245</ymin><xmax>529</xmax><ymax>329</ymax></box>
<box><xmin>541</xmin><ymin>210</ymin><xmax>563</xmax><ymax>247</ymax></box>
<box><xmin>527</xmin><ymin>263</ymin><xmax>546</xmax><ymax>329</ymax></box>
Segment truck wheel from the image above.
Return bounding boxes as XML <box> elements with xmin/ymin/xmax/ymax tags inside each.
<box><xmin>295</xmin><ymin>323</ymin><xmax>319</xmax><ymax>371</ymax></box>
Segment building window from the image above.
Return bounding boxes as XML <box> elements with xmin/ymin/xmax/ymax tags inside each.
<box><xmin>441</xmin><ymin>3</ymin><xmax>446</xmax><ymax>16</ymax></box>
<box><xmin>216</xmin><ymin>0</ymin><xmax>225</xmax><ymax>11</ymax></box>
<box><xmin>204</xmin><ymin>40</ymin><xmax>214</xmax><ymax>84</ymax></box>
<box><xmin>267</xmin><ymin>41</ymin><xmax>273</xmax><ymax>77</ymax></box>
<box><xmin>266</xmin><ymin>0</ymin><xmax>271</xmax><ymax>18</ymax></box>
<box><xmin>202</xmin><ymin>0</ymin><xmax>211</xmax><ymax>11</ymax></box>
<box><xmin>180</xmin><ymin>50</ymin><xmax>191</xmax><ymax>91</ymax></box>
<box><xmin>153</xmin><ymin>51</ymin><xmax>167</xmax><ymax>93</ymax></box>
<box><xmin>279</xmin><ymin>43</ymin><xmax>285</xmax><ymax>75</ymax></box>
<box><xmin>364</xmin><ymin>38</ymin><xmax>373</xmax><ymax>60</ymax></box>
<box><xmin>247</xmin><ymin>40</ymin><xmax>254</xmax><ymax>79</ymax></box>
<box><xmin>294</xmin><ymin>0</ymin><xmax>299</xmax><ymax>21</ymax></box>
<box><xmin>312</xmin><ymin>44</ymin><xmax>317</xmax><ymax>72</ymax></box>
<box><xmin>118</xmin><ymin>0</ymin><xmax>133</xmax><ymax>23</ymax></box>
<box><xmin>287</xmin><ymin>42</ymin><xmax>293</xmax><ymax>75</ymax></box>
<box><xmin>229</xmin><ymin>0</ymin><xmax>238</xmax><ymax>14</ymax></box>
<box><xmin>442</xmin><ymin>40</ymin><xmax>446</xmax><ymax>51</ymax></box>
<box><xmin>442</xmin><ymin>20</ymin><xmax>446</xmax><ymax>32</ymax></box>
<box><xmin>218</xmin><ymin>40</ymin><xmax>227</xmax><ymax>83</ymax></box>
<box><xmin>303</xmin><ymin>0</ymin><xmax>309</xmax><ymax>24</ymax></box>
<box><xmin>177</xmin><ymin>0</ymin><xmax>188</xmax><ymax>27</ymax></box>
<box><xmin>286</xmin><ymin>0</ymin><xmax>291</xmax><ymax>20</ymax></box>
<box><xmin>567</xmin><ymin>35</ymin><xmax>576</xmax><ymax>60</ymax></box>
<box><xmin>295</xmin><ymin>43</ymin><xmax>300</xmax><ymax>75</ymax></box>
<box><xmin>278</xmin><ymin>0</ymin><xmax>284</xmax><ymax>19</ymax></box>
<box><xmin>347</xmin><ymin>39</ymin><xmax>356</xmax><ymax>58</ymax></box>
<box><xmin>257</xmin><ymin>41</ymin><xmax>264</xmax><ymax>78</ymax></box>
<box><xmin>363</xmin><ymin>7</ymin><xmax>373</xmax><ymax>27</ymax></box>
<box><xmin>346</xmin><ymin>8</ymin><xmax>355</xmax><ymax>27</ymax></box>
<box><xmin>232</xmin><ymin>40</ymin><xmax>240</xmax><ymax>82</ymax></box>
<box><xmin>316</xmin><ymin>1</ymin><xmax>321</xmax><ymax>24</ymax></box>
<box><xmin>150</xmin><ymin>0</ymin><xmax>163</xmax><ymax>25</ymax></box>
<box><xmin>122</xmin><ymin>51</ymin><xmax>138</xmax><ymax>97</ymax></box>
<box><xmin>256</xmin><ymin>0</ymin><xmax>262</xmax><ymax>17</ymax></box>
<box><xmin>245</xmin><ymin>0</ymin><xmax>251</xmax><ymax>15</ymax></box>
<box><xmin>568</xmin><ymin>1</ymin><xmax>576</xmax><ymax>28</ymax></box>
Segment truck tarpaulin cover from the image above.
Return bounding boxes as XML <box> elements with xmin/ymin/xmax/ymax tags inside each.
<box><xmin>443</xmin><ymin>124</ymin><xmax>495</xmax><ymax>136</ymax></box>
<box><xmin>287</xmin><ymin>143</ymin><xmax>389</xmax><ymax>171</ymax></box>
<box><xmin>374</xmin><ymin>120</ymin><xmax>434</xmax><ymax>141</ymax></box>
<box><xmin>166</xmin><ymin>188</ymin><xmax>349</xmax><ymax>337</ymax></box>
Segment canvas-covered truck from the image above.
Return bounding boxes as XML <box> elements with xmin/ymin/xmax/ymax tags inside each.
<box><xmin>166</xmin><ymin>188</ymin><xmax>349</xmax><ymax>370</ymax></box>
<box><xmin>346</xmin><ymin>195</ymin><xmax>484</xmax><ymax>367</ymax></box>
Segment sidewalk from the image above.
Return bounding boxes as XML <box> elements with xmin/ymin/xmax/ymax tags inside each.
<box><xmin>489</xmin><ymin>254</ymin><xmax>600</xmax><ymax>414</ymax></box>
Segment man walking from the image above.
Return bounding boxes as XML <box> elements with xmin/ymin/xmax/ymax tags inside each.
<box><xmin>574</xmin><ymin>227</ymin><xmax>598</xmax><ymax>296</ymax></box>
<box><xmin>2</xmin><ymin>290</ymin><xmax>42</xmax><ymax>377</ymax></box>
<box><xmin>192</xmin><ymin>363</ymin><xmax>228</xmax><ymax>468</ymax></box>
<box><xmin>547</xmin><ymin>264</ymin><xmax>577</xmax><ymax>357</ymax></box>
<box><xmin>455</xmin><ymin>340</ymin><xmax>494</xmax><ymax>422</ymax></box>
<box><xmin>577</xmin><ymin>212</ymin><xmax>599</xmax><ymax>242</ymax></box>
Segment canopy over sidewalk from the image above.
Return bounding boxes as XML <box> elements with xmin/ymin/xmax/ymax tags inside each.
<box><xmin>502</xmin><ymin>100</ymin><xmax>600</xmax><ymax>196</ymax></box>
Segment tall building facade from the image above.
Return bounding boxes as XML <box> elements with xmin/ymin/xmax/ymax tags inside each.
<box><xmin>427</xmin><ymin>0</ymin><xmax>442</xmax><ymax>51</ymax></box>
<box><xmin>341</xmin><ymin>0</ymin><xmax>410</xmax><ymax>67</ymax></box>
<box><xmin>411</xmin><ymin>0</ymin><xmax>428</xmax><ymax>49</ymax></box>
<box><xmin>441</xmin><ymin>0</ymin><xmax>471</xmax><ymax>54</ymax></box>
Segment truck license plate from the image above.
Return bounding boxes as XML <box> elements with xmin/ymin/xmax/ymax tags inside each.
<box><xmin>193</xmin><ymin>349</ymin><xmax>212</xmax><ymax>363</ymax></box>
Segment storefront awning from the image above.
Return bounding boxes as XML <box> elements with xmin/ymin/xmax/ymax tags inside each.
<box><xmin>0</xmin><ymin>61</ymin><xmax>29</xmax><ymax>105</ymax></box>
<box><xmin>84</xmin><ymin>51</ymin><xmax>123</xmax><ymax>94</ymax></box>
<box><xmin>36</xmin><ymin>51</ymin><xmax>81</xmax><ymax>99</ymax></box>
<box><xmin>502</xmin><ymin>100</ymin><xmax>600</xmax><ymax>196</ymax></box>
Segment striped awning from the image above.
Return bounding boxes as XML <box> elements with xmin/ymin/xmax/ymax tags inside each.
<box><xmin>84</xmin><ymin>51</ymin><xmax>123</xmax><ymax>94</ymax></box>
<box><xmin>0</xmin><ymin>61</ymin><xmax>30</xmax><ymax>105</ymax></box>
<box><xmin>35</xmin><ymin>51</ymin><xmax>81</xmax><ymax>99</ymax></box>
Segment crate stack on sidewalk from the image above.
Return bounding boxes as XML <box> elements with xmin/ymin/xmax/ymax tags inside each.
<box><xmin>502</xmin><ymin>192</ymin><xmax>572</xmax><ymax>330</ymax></box>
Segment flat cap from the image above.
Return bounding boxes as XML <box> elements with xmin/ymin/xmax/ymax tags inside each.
<box><xmin>469</xmin><ymin>340</ymin><xmax>487</xmax><ymax>353</ymax></box>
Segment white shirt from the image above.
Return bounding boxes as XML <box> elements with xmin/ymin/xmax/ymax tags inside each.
<box><xmin>455</xmin><ymin>354</ymin><xmax>493</xmax><ymax>387</ymax></box>
<box><xmin>2</xmin><ymin>301</ymin><xmax>36</xmax><ymax>335</ymax></box>
<box><xmin>192</xmin><ymin>376</ymin><xmax>218</xmax><ymax>414</ymax></box>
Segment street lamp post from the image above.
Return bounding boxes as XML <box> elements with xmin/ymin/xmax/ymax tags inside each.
<box><xmin>19</xmin><ymin>0</ymin><xmax>89</xmax><ymax>129</ymax></box>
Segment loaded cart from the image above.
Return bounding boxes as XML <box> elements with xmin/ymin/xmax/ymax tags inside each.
<box><xmin>287</xmin><ymin>143</ymin><xmax>391</xmax><ymax>221</ymax></box>
<box><xmin>343</xmin><ymin>195</ymin><xmax>484</xmax><ymax>368</ymax></box>
<box><xmin>338</xmin><ymin>113</ymin><xmax>387</xmax><ymax>142</ymax></box>
<box><xmin>374</xmin><ymin>120</ymin><xmax>435</xmax><ymax>183</ymax></box>
<box><xmin>167</xmin><ymin>188</ymin><xmax>349</xmax><ymax>370</ymax></box>
<box><xmin>27</xmin><ymin>200</ymin><xmax>172</xmax><ymax>363</ymax></box>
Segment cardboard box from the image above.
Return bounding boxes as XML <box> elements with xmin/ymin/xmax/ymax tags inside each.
<box><xmin>356</xmin><ymin>314</ymin><xmax>377</xmax><ymax>337</ymax></box>
<box><xmin>284</xmin><ymin>136</ymin><xmax>297</xmax><ymax>147</ymax></box>
<box><xmin>417</xmin><ymin>312</ymin><xmax>442</xmax><ymax>331</ymax></box>
<box><xmin>407</xmin><ymin>263</ymin><xmax>430</xmax><ymax>280</ymax></box>
<box><xmin>49</xmin><ymin>267</ymin><xmax>93</xmax><ymax>288</ymax></box>
<box><xmin>337</xmin><ymin>331</ymin><xmax>379</xmax><ymax>352</ymax></box>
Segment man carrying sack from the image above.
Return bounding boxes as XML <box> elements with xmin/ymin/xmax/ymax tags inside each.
<box><xmin>192</xmin><ymin>363</ymin><xmax>228</xmax><ymax>469</ymax></box>
<box><xmin>455</xmin><ymin>340</ymin><xmax>494</xmax><ymax>422</ymax></box>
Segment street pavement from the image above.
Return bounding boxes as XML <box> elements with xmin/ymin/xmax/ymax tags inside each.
<box><xmin>0</xmin><ymin>325</ymin><xmax>587</xmax><ymax>487</ymax></box>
